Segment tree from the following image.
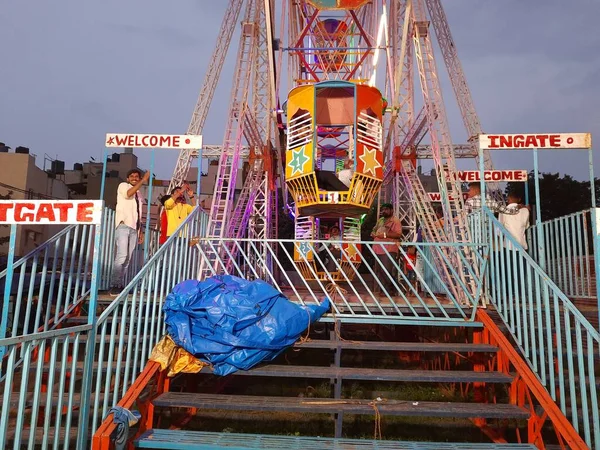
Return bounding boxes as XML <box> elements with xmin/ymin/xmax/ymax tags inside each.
<box><xmin>506</xmin><ymin>172</ymin><xmax>599</xmax><ymax>222</ymax></box>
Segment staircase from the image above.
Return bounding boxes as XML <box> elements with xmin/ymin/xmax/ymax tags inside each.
<box><xmin>122</xmin><ymin>321</ymin><xmax>581</xmax><ymax>449</ymax></box>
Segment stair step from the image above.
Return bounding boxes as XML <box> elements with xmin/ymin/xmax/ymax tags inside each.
<box><xmin>135</xmin><ymin>429</ymin><xmax>537</xmax><ymax>449</ymax></box>
<box><xmin>201</xmin><ymin>364</ymin><xmax>512</xmax><ymax>384</ymax></box>
<box><xmin>295</xmin><ymin>341</ymin><xmax>498</xmax><ymax>353</ymax></box>
<box><xmin>5</xmin><ymin>426</ymin><xmax>78</xmax><ymax>444</ymax></box>
<box><xmin>153</xmin><ymin>393</ymin><xmax>530</xmax><ymax>419</ymax></box>
<box><xmin>0</xmin><ymin>392</ymin><xmax>103</xmax><ymax>409</ymax></box>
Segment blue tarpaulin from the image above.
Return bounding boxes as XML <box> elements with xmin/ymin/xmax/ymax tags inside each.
<box><xmin>163</xmin><ymin>275</ymin><xmax>330</xmax><ymax>376</ymax></box>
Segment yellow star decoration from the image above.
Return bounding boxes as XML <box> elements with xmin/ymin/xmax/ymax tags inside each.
<box><xmin>344</xmin><ymin>244</ymin><xmax>360</xmax><ymax>262</ymax></box>
<box><xmin>359</xmin><ymin>146</ymin><xmax>382</xmax><ymax>176</ymax></box>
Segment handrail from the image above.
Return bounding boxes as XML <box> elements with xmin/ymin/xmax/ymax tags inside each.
<box><xmin>91</xmin><ymin>361</ymin><xmax>162</xmax><ymax>450</ymax></box>
<box><xmin>526</xmin><ymin>208</ymin><xmax>595</xmax><ymax>300</ymax></box>
<box><xmin>476</xmin><ymin>309</ymin><xmax>588</xmax><ymax>450</ymax></box>
<box><xmin>0</xmin><ymin>224</ymin><xmax>78</xmax><ymax>277</ymax></box>
<box><xmin>88</xmin><ymin>207</ymin><xmax>208</xmax><ymax>434</ymax></box>
<box><xmin>478</xmin><ymin>207</ymin><xmax>600</xmax><ymax>449</ymax></box>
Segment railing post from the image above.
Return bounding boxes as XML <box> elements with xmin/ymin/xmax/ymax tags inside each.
<box><xmin>591</xmin><ymin>207</ymin><xmax>600</xmax><ymax>328</ymax></box>
<box><xmin>76</xmin><ymin>205</ymin><xmax>104</xmax><ymax>449</ymax></box>
<box><xmin>533</xmin><ymin>148</ymin><xmax>546</xmax><ymax>271</ymax></box>
<box><xmin>0</xmin><ymin>224</ymin><xmax>17</xmax><ymax>358</ymax></box>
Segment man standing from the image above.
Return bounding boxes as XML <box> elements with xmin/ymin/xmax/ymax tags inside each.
<box><xmin>498</xmin><ymin>191</ymin><xmax>529</xmax><ymax>299</ymax></box>
<box><xmin>370</xmin><ymin>203</ymin><xmax>402</xmax><ymax>295</ymax></box>
<box><xmin>499</xmin><ymin>191</ymin><xmax>530</xmax><ymax>250</ymax></box>
<box><xmin>164</xmin><ymin>182</ymin><xmax>196</xmax><ymax>237</ymax></box>
<box><xmin>111</xmin><ymin>169</ymin><xmax>149</xmax><ymax>295</ymax></box>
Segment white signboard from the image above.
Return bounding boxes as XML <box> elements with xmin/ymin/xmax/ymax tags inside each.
<box><xmin>105</xmin><ymin>134</ymin><xmax>203</xmax><ymax>149</ymax></box>
<box><xmin>479</xmin><ymin>133</ymin><xmax>591</xmax><ymax>150</ymax></box>
<box><xmin>0</xmin><ymin>201</ymin><xmax>103</xmax><ymax>225</ymax></box>
<box><xmin>453</xmin><ymin>170</ymin><xmax>528</xmax><ymax>182</ymax></box>
<box><xmin>427</xmin><ymin>192</ymin><xmax>469</xmax><ymax>202</ymax></box>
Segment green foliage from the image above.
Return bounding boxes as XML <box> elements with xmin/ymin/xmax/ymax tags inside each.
<box><xmin>506</xmin><ymin>172</ymin><xmax>599</xmax><ymax>221</ymax></box>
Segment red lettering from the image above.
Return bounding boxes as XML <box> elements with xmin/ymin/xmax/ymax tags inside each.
<box><xmin>76</xmin><ymin>202</ymin><xmax>95</xmax><ymax>222</ymax></box>
<box><xmin>115</xmin><ymin>135</ymin><xmax>128</xmax><ymax>146</ymax></box>
<box><xmin>159</xmin><ymin>136</ymin><xmax>171</xmax><ymax>147</ymax></box>
<box><xmin>536</xmin><ymin>135</ymin><xmax>548</xmax><ymax>147</ymax></box>
<box><xmin>172</xmin><ymin>136</ymin><xmax>180</xmax><ymax>147</ymax></box>
<box><xmin>514</xmin><ymin>135</ymin><xmax>525</xmax><ymax>148</ymax></box>
<box><xmin>0</xmin><ymin>203</ymin><xmax>14</xmax><ymax>222</ymax></box>
<box><xmin>550</xmin><ymin>135</ymin><xmax>560</xmax><ymax>147</ymax></box>
<box><xmin>488</xmin><ymin>135</ymin><xmax>499</xmax><ymax>148</ymax></box>
<box><xmin>150</xmin><ymin>136</ymin><xmax>158</xmax><ymax>146</ymax></box>
<box><xmin>15</xmin><ymin>203</ymin><xmax>35</xmax><ymax>222</ymax></box>
<box><xmin>35</xmin><ymin>203</ymin><xmax>56</xmax><ymax>222</ymax></box>
<box><xmin>142</xmin><ymin>136</ymin><xmax>149</xmax><ymax>146</ymax></box>
<box><xmin>525</xmin><ymin>135</ymin><xmax>538</xmax><ymax>147</ymax></box>
<box><xmin>53</xmin><ymin>203</ymin><xmax>73</xmax><ymax>222</ymax></box>
<box><xmin>127</xmin><ymin>135</ymin><xmax>135</xmax><ymax>147</ymax></box>
<box><xmin>500</xmin><ymin>135</ymin><xmax>512</xmax><ymax>148</ymax></box>
<box><xmin>514</xmin><ymin>171</ymin><xmax>524</xmax><ymax>181</ymax></box>
<box><xmin>429</xmin><ymin>193</ymin><xmax>441</xmax><ymax>201</ymax></box>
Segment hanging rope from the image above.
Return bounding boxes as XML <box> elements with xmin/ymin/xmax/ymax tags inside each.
<box><xmin>368</xmin><ymin>399</ymin><xmax>385</xmax><ymax>440</ymax></box>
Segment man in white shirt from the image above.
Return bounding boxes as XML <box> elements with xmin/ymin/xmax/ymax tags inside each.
<box><xmin>499</xmin><ymin>192</ymin><xmax>529</xmax><ymax>250</ymax></box>
<box><xmin>110</xmin><ymin>169</ymin><xmax>149</xmax><ymax>295</ymax></box>
<box><xmin>498</xmin><ymin>191</ymin><xmax>529</xmax><ymax>299</ymax></box>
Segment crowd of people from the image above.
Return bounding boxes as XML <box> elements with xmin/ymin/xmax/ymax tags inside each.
<box><xmin>106</xmin><ymin>168</ymin><xmax>529</xmax><ymax>298</ymax></box>
<box><xmin>107</xmin><ymin>169</ymin><xmax>196</xmax><ymax>296</ymax></box>
<box><xmin>317</xmin><ymin>183</ymin><xmax>530</xmax><ymax>296</ymax></box>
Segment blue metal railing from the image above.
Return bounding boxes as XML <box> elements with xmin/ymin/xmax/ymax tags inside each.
<box><xmin>0</xmin><ymin>324</ymin><xmax>93</xmax><ymax>449</ymax></box>
<box><xmin>478</xmin><ymin>208</ymin><xmax>600</xmax><ymax>449</ymax></box>
<box><xmin>194</xmin><ymin>238</ymin><xmax>487</xmax><ymax>323</ymax></box>
<box><xmin>0</xmin><ymin>223</ymin><xmax>96</xmax><ymax>337</ymax></box>
<box><xmin>98</xmin><ymin>208</ymin><xmax>160</xmax><ymax>291</ymax></box>
<box><xmin>527</xmin><ymin>209</ymin><xmax>596</xmax><ymax>300</ymax></box>
<box><xmin>0</xmin><ymin>207</ymin><xmax>160</xmax><ymax>339</ymax></box>
<box><xmin>88</xmin><ymin>207</ymin><xmax>208</xmax><ymax>435</ymax></box>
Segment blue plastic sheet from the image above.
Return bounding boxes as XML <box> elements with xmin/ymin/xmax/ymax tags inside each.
<box><xmin>163</xmin><ymin>275</ymin><xmax>330</xmax><ymax>376</ymax></box>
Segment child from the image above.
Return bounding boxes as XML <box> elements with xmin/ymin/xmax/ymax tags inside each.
<box><xmin>403</xmin><ymin>246</ymin><xmax>418</xmax><ymax>291</ymax></box>
<box><xmin>158</xmin><ymin>195</ymin><xmax>171</xmax><ymax>246</ymax></box>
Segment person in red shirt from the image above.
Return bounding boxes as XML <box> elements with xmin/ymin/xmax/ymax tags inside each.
<box><xmin>158</xmin><ymin>195</ymin><xmax>171</xmax><ymax>246</ymax></box>
<box><xmin>370</xmin><ymin>203</ymin><xmax>402</xmax><ymax>295</ymax></box>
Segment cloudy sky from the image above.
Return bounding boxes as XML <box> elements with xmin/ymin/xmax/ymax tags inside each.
<box><xmin>1</xmin><ymin>0</ymin><xmax>599</xmax><ymax>183</ymax></box>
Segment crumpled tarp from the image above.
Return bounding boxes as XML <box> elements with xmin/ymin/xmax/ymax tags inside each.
<box><xmin>149</xmin><ymin>335</ymin><xmax>208</xmax><ymax>377</ymax></box>
<box><xmin>163</xmin><ymin>275</ymin><xmax>330</xmax><ymax>376</ymax></box>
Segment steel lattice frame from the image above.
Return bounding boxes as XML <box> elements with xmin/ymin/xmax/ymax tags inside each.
<box><xmin>168</xmin><ymin>0</ymin><xmax>500</xmax><ymax>298</ymax></box>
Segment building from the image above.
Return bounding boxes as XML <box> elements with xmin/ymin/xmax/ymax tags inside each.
<box><xmin>0</xmin><ymin>146</ymin><xmax>69</xmax><ymax>257</ymax></box>
<box><xmin>64</xmin><ymin>147</ymin><xmax>140</xmax><ymax>209</ymax></box>
<box><xmin>0</xmin><ymin>142</ymin><xmax>246</xmax><ymax>256</ymax></box>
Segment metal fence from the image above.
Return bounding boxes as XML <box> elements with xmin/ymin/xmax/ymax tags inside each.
<box><xmin>0</xmin><ymin>205</ymin><xmax>165</xmax><ymax>449</ymax></box>
<box><xmin>527</xmin><ymin>209</ymin><xmax>597</xmax><ymax>300</ymax></box>
<box><xmin>98</xmin><ymin>208</ymin><xmax>160</xmax><ymax>291</ymax></box>
<box><xmin>194</xmin><ymin>238</ymin><xmax>487</xmax><ymax>324</ymax></box>
<box><xmin>0</xmin><ymin>207</ymin><xmax>160</xmax><ymax>341</ymax></box>
<box><xmin>479</xmin><ymin>208</ymin><xmax>600</xmax><ymax>449</ymax></box>
<box><xmin>0</xmin><ymin>223</ymin><xmax>97</xmax><ymax>339</ymax></box>
<box><xmin>88</xmin><ymin>206</ymin><xmax>208</xmax><ymax>436</ymax></box>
